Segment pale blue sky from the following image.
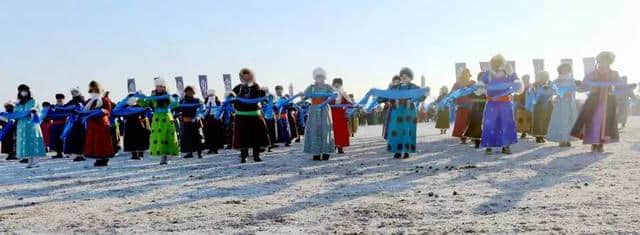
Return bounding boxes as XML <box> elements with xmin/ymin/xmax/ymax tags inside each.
<box><xmin>1</xmin><ymin>0</ymin><xmax>638</xmax><ymax>104</ymax></box>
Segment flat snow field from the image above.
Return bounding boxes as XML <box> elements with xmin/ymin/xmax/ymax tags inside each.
<box><xmin>1</xmin><ymin>117</ymin><xmax>640</xmax><ymax>234</ymax></box>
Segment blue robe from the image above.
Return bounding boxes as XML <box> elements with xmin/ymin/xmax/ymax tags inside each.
<box><xmin>386</xmin><ymin>83</ymin><xmax>425</xmax><ymax>153</ymax></box>
<box><xmin>481</xmin><ymin>72</ymin><xmax>519</xmax><ymax>148</ymax></box>
<box><xmin>547</xmin><ymin>78</ymin><xmax>578</xmax><ymax>142</ymax></box>
<box><xmin>15</xmin><ymin>99</ymin><xmax>46</xmax><ymax>158</ymax></box>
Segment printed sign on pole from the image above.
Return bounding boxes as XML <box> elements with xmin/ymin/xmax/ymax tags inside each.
<box><xmin>198</xmin><ymin>75</ymin><xmax>208</xmax><ymax>98</ymax></box>
<box><xmin>288</xmin><ymin>83</ymin><xmax>294</xmax><ymax>96</ymax></box>
<box><xmin>175</xmin><ymin>76</ymin><xmax>185</xmax><ymax>97</ymax></box>
<box><xmin>420</xmin><ymin>75</ymin><xmax>426</xmax><ymax>88</ymax></box>
<box><xmin>127</xmin><ymin>78</ymin><xmax>136</xmax><ymax>93</ymax></box>
<box><xmin>455</xmin><ymin>63</ymin><xmax>467</xmax><ymax>78</ymax></box>
<box><xmin>583</xmin><ymin>57</ymin><xmax>596</xmax><ymax>75</ymax></box>
<box><xmin>507</xmin><ymin>60</ymin><xmax>516</xmax><ymax>74</ymax></box>
<box><xmin>532</xmin><ymin>59</ymin><xmax>544</xmax><ymax>74</ymax></box>
<box><xmin>479</xmin><ymin>62</ymin><xmax>490</xmax><ymax>72</ymax></box>
<box><xmin>223</xmin><ymin>74</ymin><xmax>232</xmax><ymax>94</ymax></box>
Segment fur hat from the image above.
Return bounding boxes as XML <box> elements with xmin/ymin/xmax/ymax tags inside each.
<box><xmin>399</xmin><ymin>67</ymin><xmax>413</xmax><ymax>79</ymax></box>
<box><xmin>312</xmin><ymin>67</ymin><xmax>326</xmax><ymax>78</ymax></box>
<box><xmin>154</xmin><ymin>77</ymin><xmax>167</xmax><ymax>87</ymax></box>
<box><xmin>332</xmin><ymin>78</ymin><xmax>343</xmax><ymax>85</ymax></box>
<box><xmin>596</xmin><ymin>51</ymin><xmax>615</xmax><ymax>64</ymax></box>
<box><xmin>55</xmin><ymin>93</ymin><xmax>65</xmax><ymax>99</ymax></box>
<box><xmin>18</xmin><ymin>84</ymin><xmax>30</xmax><ymax>91</ymax></box>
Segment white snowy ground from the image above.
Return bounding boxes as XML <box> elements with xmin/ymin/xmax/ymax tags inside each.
<box><xmin>1</xmin><ymin>118</ymin><xmax>640</xmax><ymax>234</ymax></box>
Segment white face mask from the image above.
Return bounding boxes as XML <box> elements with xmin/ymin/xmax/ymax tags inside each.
<box><xmin>20</xmin><ymin>91</ymin><xmax>29</xmax><ymax>97</ymax></box>
<box><xmin>90</xmin><ymin>92</ymin><xmax>99</xmax><ymax>98</ymax></box>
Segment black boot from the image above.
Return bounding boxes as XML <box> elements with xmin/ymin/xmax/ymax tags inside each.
<box><xmin>240</xmin><ymin>149</ymin><xmax>248</xmax><ymax>163</ymax></box>
<box><xmin>197</xmin><ymin>151</ymin><xmax>203</xmax><ymax>159</ymax></box>
<box><xmin>73</xmin><ymin>156</ymin><xmax>86</xmax><ymax>162</ymax></box>
<box><xmin>460</xmin><ymin>138</ymin><xmax>467</xmax><ymax>144</ymax></box>
<box><xmin>501</xmin><ymin>146</ymin><xmax>512</xmax><ymax>154</ymax></box>
<box><xmin>131</xmin><ymin>152</ymin><xmax>141</xmax><ymax>160</ymax></box>
<box><xmin>52</xmin><ymin>152</ymin><xmax>64</xmax><ymax>159</ymax></box>
<box><xmin>520</xmin><ymin>133</ymin><xmax>527</xmax><ymax>139</ymax></box>
<box><xmin>184</xmin><ymin>153</ymin><xmax>194</xmax><ymax>158</ymax></box>
<box><xmin>313</xmin><ymin>155</ymin><xmax>321</xmax><ymax>161</ymax></box>
<box><xmin>321</xmin><ymin>154</ymin><xmax>330</xmax><ymax>161</ymax></box>
<box><xmin>337</xmin><ymin>147</ymin><xmax>345</xmax><ymax>154</ymax></box>
<box><xmin>474</xmin><ymin>140</ymin><xmax>481</xmax><ymax>149</ymax></box>
<box><xmin>402</xmin><ymin>153</ymin><xmax>410</xmax><ymax>159</ymax></box>
<box><xmin>20</xmin><ymin>158</ymin><xmax>28</xmax><ymax>163</ymax></box>
<box><xmin>295</xmin><ymin>138</ymin><xmax>301</xmax><ymax>143</ymax></box>
<box><xmin>253</xmin><ymin>150</ymin><xmax>263</xmax><ymax>162</ymax></box>
<box><xmin>393</xmin><ymin>153</ymin><xmax>402</xmax><ymax>159</ymax></box>
<box><xmin>93</xmin><ymin>159</ymin><xmax>109</xmax><ymax>167</ymax></box>
<box><xmin>285</xmin><ymin>143</ymin><xmax>291</xmax><ymax>147</ymax></box>
<box><xmin>6</xmin><ymin>154</ymin><xmax>18</xmax><ymax>161</ymax></box>
<box><xmin>485</xmin><ymin>148</ymin><xmax>493</xmax><ymax>155</ymax></box>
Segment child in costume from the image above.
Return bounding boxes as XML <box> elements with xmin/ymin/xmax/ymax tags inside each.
<box><xmin>384</xmin><ymin>68</ymin><xmax>426</xmax><ymax>159</ymax></box>
<box><xmin>435</xmin><ymin>86</ymin><xmax>450</xmax><ymax>134</ymax></box>
<box><xmin>546</xmin><ymin>63</ymin><xmax>578</xmax><ymax>146</ymax></box>
<box><xmin>202</xmin><ymin>89</ymin><xmax>225</xmax><ymax>154</ymax></box>
<box><xmin>382</xmin><ymin>76</ymin><xmax>401</xmax><ymax>139</ymax></box>
<box><xmin>82</xmin><ymin>81</ymin><xmax>115</xmax><ymax>167</ymax></box>
<box><xmin>463</xmin><ymin>73</ymin><xmax>487</xmax><ymax>149</ymax></box>
<box><xmin>14</xmin><ymin>85</ymin><xmax>46</xmax><ymax>168</ymax></box>
<box><xmin>177</xmin><ymin>86</ymin><xmax>204</xmax><ymax>159</ymax></box>
<box><xmin>481</xmin><ymin>54</ymin><xmax>521</xmax><ymax>155</ymax></box>
<box><xmin>571</xmin><ymin>51</ymin><xmax>621</xmax><ymax>152</ymax></box>
<box><xmin>330</xmin><ymin>78</ymin><xmax>353</xmax><ymax>154</ymax></box>
<box><xmin>122</xmin><ymin>97</ymin><xmax>150</xmax><ymax>160</ymax></box>
<box><xmin>231</xmin><ymin>68</ymin><xmax>271</xmax><ymax>163</ymax></box>
<box><xmin>451</xmin><ymin>69</ymin><xmax>476</xmax><ymax>143</ymax></box>
<box><xmin>137</xmin><ymin>77</ymin><xmax>180</xmax><ymax>165</ymax></box>
<box><xmin>1</xmin><ymin>103</ymin><xmax>17</xmax><ymax>160</ymax></box>
<box><xmin>40</xmin><ymin>102</ymin><xmax>52</xmax><ymax>152</ymax></box>
<box><xmin>261</xmin><ymin>88</ymin><xmax>279</xmax><ymax>151</ymax></box>
<box><xmin>514</xmin><ymin>75</ymin><xmax>533</xmax><ymax>139</ymax></box>
<box><xmin>530</xmin><ymin>71</ymin><xmax>554</xmax><ymax>143</ymax></box>
<box><xmin>274</xmin><ymin>86</ymin><xmax>293</xmax><ymax>147</ymax></box>
<box><xmin>348</xmin><ymin>94</ymin><xmax>360</xmax><ymax>137</ymax></box>
<box><xmin>303</xmin><ymin>68</ymin><xmax>336</xmax><ymax>161</ymax></box>
<box><xmin>49</xmin><ymin>94</ymin><xmax>67</xmax><ymax>158</ymax></box>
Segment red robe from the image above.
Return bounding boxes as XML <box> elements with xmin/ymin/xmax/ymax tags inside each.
<box><xmin>84</xmin><ymin>97</ymin><xmax>115</xmax><ymax>158</ymax></box>
<box><xmin>40</xmin><ymin>119</ymin><xmax>52</xmax><ymax>148</ymax></box>
<box><xmin>451</xmin><ymin>80</ymin><xmax>475</xmax><ymax>138</ymax></box>
<box><xmin>331</xmin><ymin>97</ymin><xmax>351</xmax><ymax>148</ymax></box>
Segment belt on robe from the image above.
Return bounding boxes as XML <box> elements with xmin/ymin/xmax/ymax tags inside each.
<box><xmin>236</xmin><ymin>110</ymin><xmax>262</xmax><ymax>116</ymax></box>
<box><xmin>490</xmin><ymin>96</ymin><xmax>512</xmax><ymax>102</ymax></box>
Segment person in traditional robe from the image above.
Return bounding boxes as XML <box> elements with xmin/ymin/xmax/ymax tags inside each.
<box><xmin>177</xmin><ymin>86</ymin><xmax>204</xmax><ymax>159</ymax></box>
<box><xmin>82</xmin><ymin>81</ymin><xmax>115</xmax><ymax>167</ymax></box>
<box><xmin>571</xmin><ymin>51</ymin><xmax>621</xmax><ymax>153</ymax></box>
<box><xmin>530</xmin><ymin>71</ymin><xmax>554</xmax><ymax>143</ymax></box>
<box><xmin>481</xmin><ymin>54</ymin><xmax>521</xmax><ymax>155</ymax></box>
<box><xmin>435</xmin><ymin>86</ymin><xmax>450</xmax><ymax>134</ymax></box>
<box><xmin>1</xmin><ymin>103</ymin><xmax>17</xmax><ymax>161</ymax></box>
<box><xmin>546</xmin><ymin>63</ymin><xmax>578</xmax><ymax>146</ymax></box>
<box><xmin>64</xmin><ymin>87</ymin><xmax>87</xmax><ymax>162</ymax></box>
<box><xmin>384</xmin><ymin>68</ymin><xmax>426</xmax><ymax>159</ymax></box>
<box><xmin>202</xmin><ymin>89</ymin><xmax>225</xmax><ymax>154</ymax></box>
<box><xmin>274</xmin><ymin>86</ymin><xmax>293</xmax><ymax>146</ymax></box>
<box><xmin>40</xmin><ymin>102</ymin><xmax>52</xmax><ymax>152</ymax></box>
<box><xmin>285</xmin><ymin>94</ymin><xmax>301</xmax><ymax>143</ymax></box>
<box><xmin>232</xmin><ymin>68</ymin><xmax>271</xmax><ymax>163</ymax></box>
<box><xmin>14</xmin><ymin>85</ymin><xmax>47</xmax><ymax>168</ymax></box>
<box><xmin>49</xmin><ymin>94</ymin><xmax>67</xmax><ymax>158</ymax></box>
<box><xmin>137</xmin><ymin>78</ymin><xmax>180</xmax><ymax>164</ymax></box>
<box><xmin>451</xmin><ymin>69</ymin><xmax>476</xmax><ymax>143</ymax></box>
<box><xmin>382</xmin><ymin>76</ymin><xmax>401</xmax><ymax>139</ymax></box>
<box><xmin>330</xmin><ymin>78</ymin><xmax>352</xmax><ymax>154</ymax></box>
<box><xmin>462</xmin><ymin>75</ymin><xmax>486</xmax><ymax>149</ymax></box>
<box><xmin>514</xmin><ymin>75</ymin><xmax>533</xmax><ymax>139</ymax></box>
<box><xmin>348</xmin><ymin>94</ymin><xmax>360</xmax><ymax>137</ymax></box>
<box><xmin>615</xmin><ymin>76</ymin><xmax>636</xmax><ymax>129</ymax></box>
<box><xmin>122</xmin><ymin>96</ymin><xmax>150</xmax><ymax>160</ymax></box>
<box><xmin>261</xmin><ymin>89</ymin><xmax>279</xmax><ymax>151</ymax></box>
<box><xmin>303</xmin><ymin>68</ymin><xmax>336</xmax><ymax>161</ymax></box>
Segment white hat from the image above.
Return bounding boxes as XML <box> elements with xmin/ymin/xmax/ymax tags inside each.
<box><xmin>154</xmin><ymin>77</ymin><xmax>167</xmax><ymax>87</ymax></box>
<box><xmin>70</xmin><ymin>87</ymin><xmax>80</xmax><ymax>93</ymax></box>
<box><xmin>312</xmin><ymin>67</ymin><xmax>326</xmax><ymax>78</ymax></box>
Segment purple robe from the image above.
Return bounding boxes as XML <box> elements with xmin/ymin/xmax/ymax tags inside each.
<box><xmin>481</xmin><ymin>72</ymin><xmax>519</xmax><ymax>148</ymax></box>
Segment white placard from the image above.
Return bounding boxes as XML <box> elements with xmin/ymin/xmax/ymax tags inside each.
<box><xmin>127</xmin><ymin>78</ymin><xmax>136</xmax><ymax>93</ymax></box>
<box><xmin>507</xmin><ymin>60</ymin><xmax>516</xmax><ymax>74</ymax></box>
<box><xmin>175</xmin><ymin>76</ymin><xmax>184</xmax><ymax>97</ymax></box>
<box><xmin>479</xmin><ymin>62</ymin><xmax>490</xmax><ymax>72</ymax></box>
<box><xmin>455</xmin><ymin>63</ymin><xmax>467</xmax><ymax>78</ymax></box>
<box><xmin>533</xmin><ymin>59</ymin><xmax>544</xmax><ymax>74</ymax></box>
<box><xmin>583</xmin><ymin>57</ymin><xmax>596</xmax><ymax>75</ymax></box>
<box><xmin>223</xmin><ymin>74</ymin><xmax>232</xmax><ymax>93</ymax></box>
<box><xmin>288</xmin><ymin>83</ymin><xmax>294</xmax><ymax>96</ymax></box>
<box><xmin>198</xmin><ymin>75</ymin><xmax>208</xmax><ymax>98</ymax></box>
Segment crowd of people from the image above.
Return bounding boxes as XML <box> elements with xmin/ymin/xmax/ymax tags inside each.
<box><xmin>0</xmin><ymin>51</ymin><xmax>637</xmax><ymax>169</ymax></box>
